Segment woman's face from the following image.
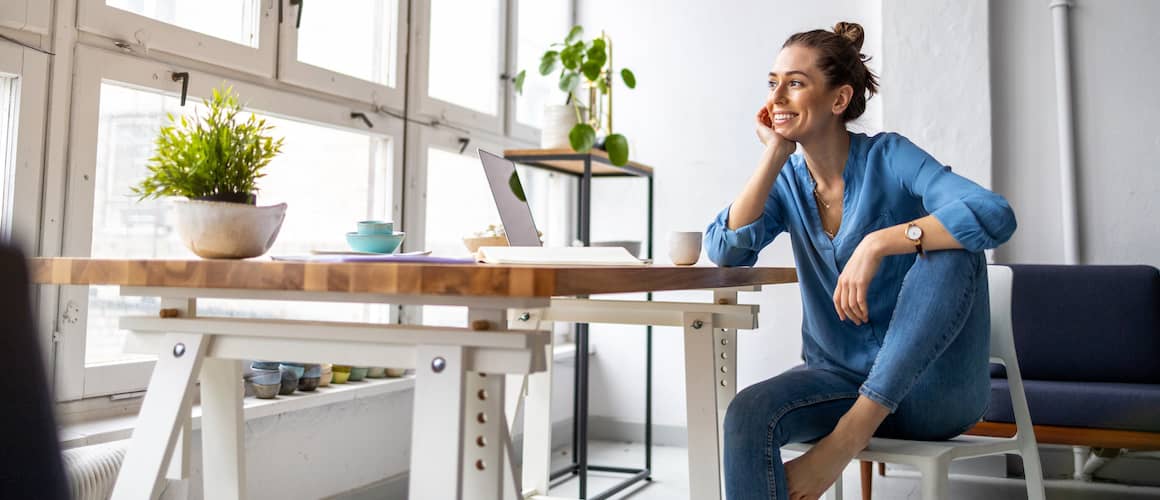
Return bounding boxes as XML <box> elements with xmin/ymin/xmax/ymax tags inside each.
<box><xmin>765</xmin><ymin>45</ymin><xmax>850</xmax><ymax>142</ymax></box>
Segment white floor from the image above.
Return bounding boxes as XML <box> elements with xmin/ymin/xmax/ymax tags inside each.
<box><xmin>546</xmin><ymin>441</ymin><xmax>1160</xmax><ymax>499</ymax></box>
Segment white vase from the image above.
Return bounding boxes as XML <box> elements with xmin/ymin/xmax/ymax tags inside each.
<box><xmin>540</xmin><ymin>104</ymin><xmax>577</xmax><ymax>149</ymax></box>
<box><xmin>173</xmin><ymin>199</ymin><xmax>287</xmax><ymax>259</ymax></box>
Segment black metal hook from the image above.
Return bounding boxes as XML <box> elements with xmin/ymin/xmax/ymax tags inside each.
<box><xmin>171</xmin><ymin>72</ymin><xmax>190</xmax><ymax>106</ymax></box>
<box><xmin>350</xmin><ymin>112</ymin><xmax>374</xmax><ymax>128</ymax></box>
<box><xmin>457</xmin><ymin>137</ymin><xmax>470</xmax><ymax>154</ymax></box>
<box><xmin>290</xmin><ymin>0</ymin><xmax>304</xmax><ymax>28</ymax></box>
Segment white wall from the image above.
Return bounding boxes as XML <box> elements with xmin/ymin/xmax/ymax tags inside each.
<box><xmin>577</xmin><ymin>0</ymin><xmax>886</xmax><ymax>431</ymax></box>
<box><xmin>882</xmin><ymin>0</ymin><xmax>992</xmax><ymax>187</ymax></box>
<box><xmin>163</xmin><ymin>391</ymin><xmax>413</xmax><ymax>500</ymax></box>
<box><xmin>991</xmin><ymin>0</ymin><xmax>1160</xmax><ymax>267</ymax></box>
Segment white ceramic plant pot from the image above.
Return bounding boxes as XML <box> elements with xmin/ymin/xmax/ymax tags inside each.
<box><xmin>541</xmin><ymin>104</ymin><xmax>578</xmax><ymax>149</ymax></box>
<box><xmin>173</xmin><ymin>199</ymin><xmax>287</xmax><ymax>259</ymax></box>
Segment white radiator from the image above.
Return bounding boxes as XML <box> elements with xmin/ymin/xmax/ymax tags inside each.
<box><xmin>61</xmin><ymin>440</ymin><xmax>127</xmax><ymax>500</ymax></box>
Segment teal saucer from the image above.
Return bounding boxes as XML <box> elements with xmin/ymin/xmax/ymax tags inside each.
<box><xmin>345</xmin><ymin>232</ymin><xmax>406</xmax><ymax>254</ymax></box>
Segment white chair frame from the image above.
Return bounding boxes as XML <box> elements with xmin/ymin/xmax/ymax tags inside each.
<box><xmin>785</xmin><ymin>265</ymin><xmax>1047</xmax><ymax>499</ymax></box>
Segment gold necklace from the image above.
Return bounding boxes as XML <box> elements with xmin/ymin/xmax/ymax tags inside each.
<box><xmin>807</xmin><ymin>170</ymin><xmax>838</xmax><ymax>238</ymax></box>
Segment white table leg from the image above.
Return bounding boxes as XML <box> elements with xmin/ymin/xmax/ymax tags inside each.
<box><xmin>111</xmin><ymin>333</ymin><xmax>209</xmax><ymax>500</ymax></box>
<box><xmin>683</xmin><ymin>311</ymin><xmax>729</xmax><ymax>500</ymax></box>
<box><xmin>712</xmin><ymin>289</ymin><xmax>740</xmax><ymax>439</ymax></box>
<box><xmin>463</xmin><ymin>372</ymin><xmax>510</xmax><ymax>500</ymax></box>
<box><xmin>509</xmin><ymin>310</ymin><xmax>552</xmax><ymax>497</ymax></box>
<box><xmin>163</xmin><ymin>298</ymin><xmax>195</xmax><ymax>482</ymax></box>
<box><xmin>410</xmin><ymin>345</ymin><xmax>468</xmax><ymax>500</ymax></box>
<box><xmin>200</xmin><ymin>357</ymin><xmax>246</xmax><ymax>500</ymax></box>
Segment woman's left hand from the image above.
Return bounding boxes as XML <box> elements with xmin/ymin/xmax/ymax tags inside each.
<box><xmin>834</xmin><ymin>234</ymin><xmax>885</xmax><ymax>325</ymax></box>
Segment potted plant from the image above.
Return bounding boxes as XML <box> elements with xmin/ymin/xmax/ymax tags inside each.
<box><xmin>133</xmin><ymin>86</ymin><xmax>288</xmax><ymax>259</ymax></box>
<box><xmin>515</xmin><ymin>26</ymin><xmax>637</xmax><ymax>166</ymax></box>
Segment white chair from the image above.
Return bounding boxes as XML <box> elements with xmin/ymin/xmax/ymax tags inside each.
<box><xmin>785</xmin><ymin>265</ymin><xmax>1047</xmax><ymax>499</ymax></box>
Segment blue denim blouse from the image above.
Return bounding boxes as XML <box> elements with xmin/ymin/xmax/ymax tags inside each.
<box><xmin>705</xmin><ymin>131</ymin><xmax>1016</xmax><ymax>379</ymax></box>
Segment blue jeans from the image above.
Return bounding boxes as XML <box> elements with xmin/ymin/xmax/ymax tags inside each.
<box><xmin>723</xmin><ymin>250</ymin><xmax>992</xmax><ymax>500</ymax></box>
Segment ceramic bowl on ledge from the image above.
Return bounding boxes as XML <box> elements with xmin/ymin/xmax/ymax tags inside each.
<box><xmin>174</xmin><ymin>199</ymin><xmax>287</xmax><ymax>259</ymax></box>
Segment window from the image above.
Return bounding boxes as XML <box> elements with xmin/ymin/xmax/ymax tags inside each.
<box><xmin>510</xmin><ymin>0</ymin><xmax>571</xmax><ymax>139</ymax></box>
<box><xmin>0</xmin><ymin>42</ymin><xmax>49</xmax><ymax>252</ymax></box>
<box><xmin>104</xmin><ymin>0</ymin><xmax>260</xmax><ymax>47</ymax></box>
<box><xmin>277</xmin><ymin>0</ymin><xmax>408</xmax><ymax>111</ymax></box>
<box><xmin>411</xmin><ymin>0</ymin><xmax>506</xmax><ymax>133</ymax></box>
<box><xmin>0</xmin><ymin>76</ymin><xmax>15</xmax><ymax>239</ymax></box>
<box><xmin>48</xmin><ymin>0</ymin><xmax>579</xmax><ymax>401</ymax></box>
<box><xmin>77</xmin><ymin>0</ymin><xmax>278</xmax><ymax>76</ymax></box>
<box><xmin>58</xmin><ymin>47</ymin><xmax>402</xmax><ymax>399</ymax></box>
<box><xmin>407</xmin><ymin>127</ymin><xmax>573</xmax><ymax>327</ymax></box>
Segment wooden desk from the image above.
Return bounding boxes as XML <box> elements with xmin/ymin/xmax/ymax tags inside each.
<box><xmin>31</xmin><ymin>259</ymin><xmax>795</xmax><ymax>500</ymax></box>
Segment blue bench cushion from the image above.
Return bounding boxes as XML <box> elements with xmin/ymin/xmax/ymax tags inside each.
<box><xmin>998</xmin><ymin>264</ymin><xmax>1160</xmax><ymax>384</ymax></box>
<box><xmin>985</xmin><ymin>378</ymin><xmax>1160</xmax><ymax>432</ymax></box>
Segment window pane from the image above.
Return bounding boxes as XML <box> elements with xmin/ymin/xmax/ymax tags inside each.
<box><xmin>421</xmin><ymin>148</ymin><xmax>572</xmax><ymax>327</ymax></box>
<box><xmin>515</xmin><ymin>0</ymin><xmax>570</xmax><ymax>128</ymax></box>
<box><xmin>297</xmin><ymin>0</ymin><xmax>398</xmax><ymax>87</ymax></box>
<box><xmin>86</xmin><ymin>82</ymin><xmax>395</xmax><ymax>365</ymax></box>
<box><xmin>0</xmin><ymin>76</ymin><xmax>16</xmax><ymax>240</ymax></box>
<box><xmin>427</xmin><ymin>0</ymin><xmax>500</xmax><ymax>115</ymax></box>
<box><xmin>105</xmin><ymin>0</ymin><xmax>260</xmax><ymax>48</ymax></box>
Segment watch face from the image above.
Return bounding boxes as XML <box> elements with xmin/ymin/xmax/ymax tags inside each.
<box><xmin>906</xmin><ymin>225</ymin><xmax>923</xmax><ymax>240</ymax></box>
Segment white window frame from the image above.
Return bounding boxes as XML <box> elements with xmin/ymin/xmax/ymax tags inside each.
<box><xmin>55</xmin><ymin>44</ymin><xmax>404</xmax><ymax>400</ymax></box>
<box><xmin>407</xmin><ymin>0</ymin><xmax>507</xmax><ymax>135</ymax></box>
<box><xmin>276</xmin><ymin>0</ymin><xmax>408</xmax><ymax>113</ymax></box>
<box><xmin>503</xmin><ymin>0</ymin><xmax>539</xmax><ymax>144</ymax></box>
<box><xmin>0</xmin><ymin>42</ymin><xmax>49</xmax><ymax>256</ymax></box>
<box><xmin>76</xmin><ymin>0</ymin><xmax>279</xmax><ymax>77</ymax></box>
<box><xmin>0</xmin><ymin>0</ymin><xmax>52</xmax><ymax>36</ymax></box>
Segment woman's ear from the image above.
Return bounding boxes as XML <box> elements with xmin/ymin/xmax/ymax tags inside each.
<box><xmin>832</xmin><ymin>84</ymin><xmax>854</xmax><ymax>116</ymax></box>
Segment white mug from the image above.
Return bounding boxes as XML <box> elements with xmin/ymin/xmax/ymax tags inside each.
<box><xmin>668</xmin><ymin>231</ymin><xmax>703</xmax><ymax>266</ymax></box>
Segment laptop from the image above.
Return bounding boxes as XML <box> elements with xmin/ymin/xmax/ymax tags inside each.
<box><xmin>477</xmin><ymin>149</ymin><xmax>542</xmax><ymax>247</ymax></box>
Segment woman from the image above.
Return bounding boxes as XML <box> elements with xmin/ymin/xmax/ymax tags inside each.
<box><xmin>705</xmin><ymin>22</ymin><xmax>1016</xmax><ymax>500</ymax></box>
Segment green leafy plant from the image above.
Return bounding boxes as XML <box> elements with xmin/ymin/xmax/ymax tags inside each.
<box><xmin>515</xmin><ymin>26</ymin><xmax>636</xmax><ymax>166</ymax></box>
<box><xmin>132</xmin><ymin>86</ymin><xmax>284</xmax><ymax>204</ymax></box>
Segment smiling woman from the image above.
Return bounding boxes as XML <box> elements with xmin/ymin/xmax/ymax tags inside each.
<box><xmin>704</xmin><ymin>21</ymin><xmax>1018</xmax><ymax>500</ymax></box>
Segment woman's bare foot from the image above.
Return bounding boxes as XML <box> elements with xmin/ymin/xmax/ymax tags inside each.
<box><xmin>784</xmin><ymin>430</ymin><xmax>861</xmax><ymax>499</ymax></box>
<box><xmin>784</xmin><ymin>396</ymin><xmax>889</xmax><ymax>499</ymax></box>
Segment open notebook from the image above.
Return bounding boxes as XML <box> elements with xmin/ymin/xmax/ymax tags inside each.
<box><xmin>476</xmin><ymin>246</ymin><xmax>647</xmax><ymax>266</ymax></box>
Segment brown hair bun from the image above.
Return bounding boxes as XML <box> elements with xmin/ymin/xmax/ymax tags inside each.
<box><xmin>832</xmin><ymin>22</ymin><xmax>865</xmax><ymax>52</ymax></box>
<box><xmin>782</xmin><ymin>22</ymin><xmax>879</xmax><ymax>123</ymax></box>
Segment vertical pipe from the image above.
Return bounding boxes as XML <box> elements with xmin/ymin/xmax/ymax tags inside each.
<box><xmin>1050</xmin><ymin>0</ymin><xmax>1080</xmax><ymax>264</ymax></box>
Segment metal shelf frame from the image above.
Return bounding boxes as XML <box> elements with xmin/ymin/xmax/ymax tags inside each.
<box><xmin>505</xmin><ymin>150</ymin><xmax>654</xmax><ymax>500</ymax></box>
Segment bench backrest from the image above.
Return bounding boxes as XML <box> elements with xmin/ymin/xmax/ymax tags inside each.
<box><xmin>998</xmin><ymin>264</ymin><xmax>1160</xmax><ymax>384</ymax></box>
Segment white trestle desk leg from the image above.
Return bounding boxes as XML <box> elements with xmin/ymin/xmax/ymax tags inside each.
<box><xmin>712</xmin><ymin>290</ymin><xmax>740</xmax><ymax>440</ymax></box>
<box><xmin>200</xmin><ymin>357</ymin><xmax>246</xmax><ymax>499</ymax></box>
<box><xmin>464</xmin><ymin>372</ymin><xmax>509</xmax><ymax>500</ymax></box>
<box><xmin>111</xmin><ymin>332</ymin><xmax>210</xmax><ymax>500</ymax></box>
<box><xmin>410</xmin><ymin>345</ymin><xmax>468</xmax><ymax>499</ymax></box>
<box><xmin>163</xmin><ymin>297</ymin><xmax>195</xmax><ymax>482</ymax></box>
<box><xmin>683</xmin><ymin>311</ymin><xmax>727</xmax><ymax>500</ymax></box>
<box><xmin>509</xmin><ymin>310</ymin><xmax>551</xmax><ymax>497</ymax></box>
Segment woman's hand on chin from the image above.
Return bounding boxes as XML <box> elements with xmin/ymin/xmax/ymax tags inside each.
<box><xmin>833</xmin><ymin>233</ymin><xmax>885</xmax><ymax>325</ymax></box>
<box><xmin>756</xmin><ymin>106</ymin><xmax>797</xmax><ymax>159</ymax></box>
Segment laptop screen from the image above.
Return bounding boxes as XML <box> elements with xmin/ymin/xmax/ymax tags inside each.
<box><xmin>477</xmin><ymin>149</ymin><xmax>542</xmax><ymax>247</ymax></box>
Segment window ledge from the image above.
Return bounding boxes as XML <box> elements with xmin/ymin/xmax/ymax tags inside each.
<box><xmin>59</xmin><ymin>344</ymin><xmax>588</xmax><ymax>449</ymax></box>
<box><xmin>59</xmin><ymin>376</ymin><xmax>414</xmax><ymax>450</ymax></box>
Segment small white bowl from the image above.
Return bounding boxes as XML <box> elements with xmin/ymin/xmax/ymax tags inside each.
<box><xmin>174</xmin><ymin>199</ymin><xmax>287</xmax><ymax>259</ymax></box>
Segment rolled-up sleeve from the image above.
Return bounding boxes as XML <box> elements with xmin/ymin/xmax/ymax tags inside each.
<box><xmin>705</xmin><ymin>196</ymin><xmax>785</xmax><ymax>267</ymax></box>
<box><xmin>884</xmin><ymin>135</ymin><xmax>1017</xmax><ymax>252</ymax></box>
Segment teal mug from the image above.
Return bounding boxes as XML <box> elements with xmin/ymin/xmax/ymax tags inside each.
<box><xmin>357</xmin><ymin>220</ymin><xmax>393</xmax><ymax>235</ymax></box>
